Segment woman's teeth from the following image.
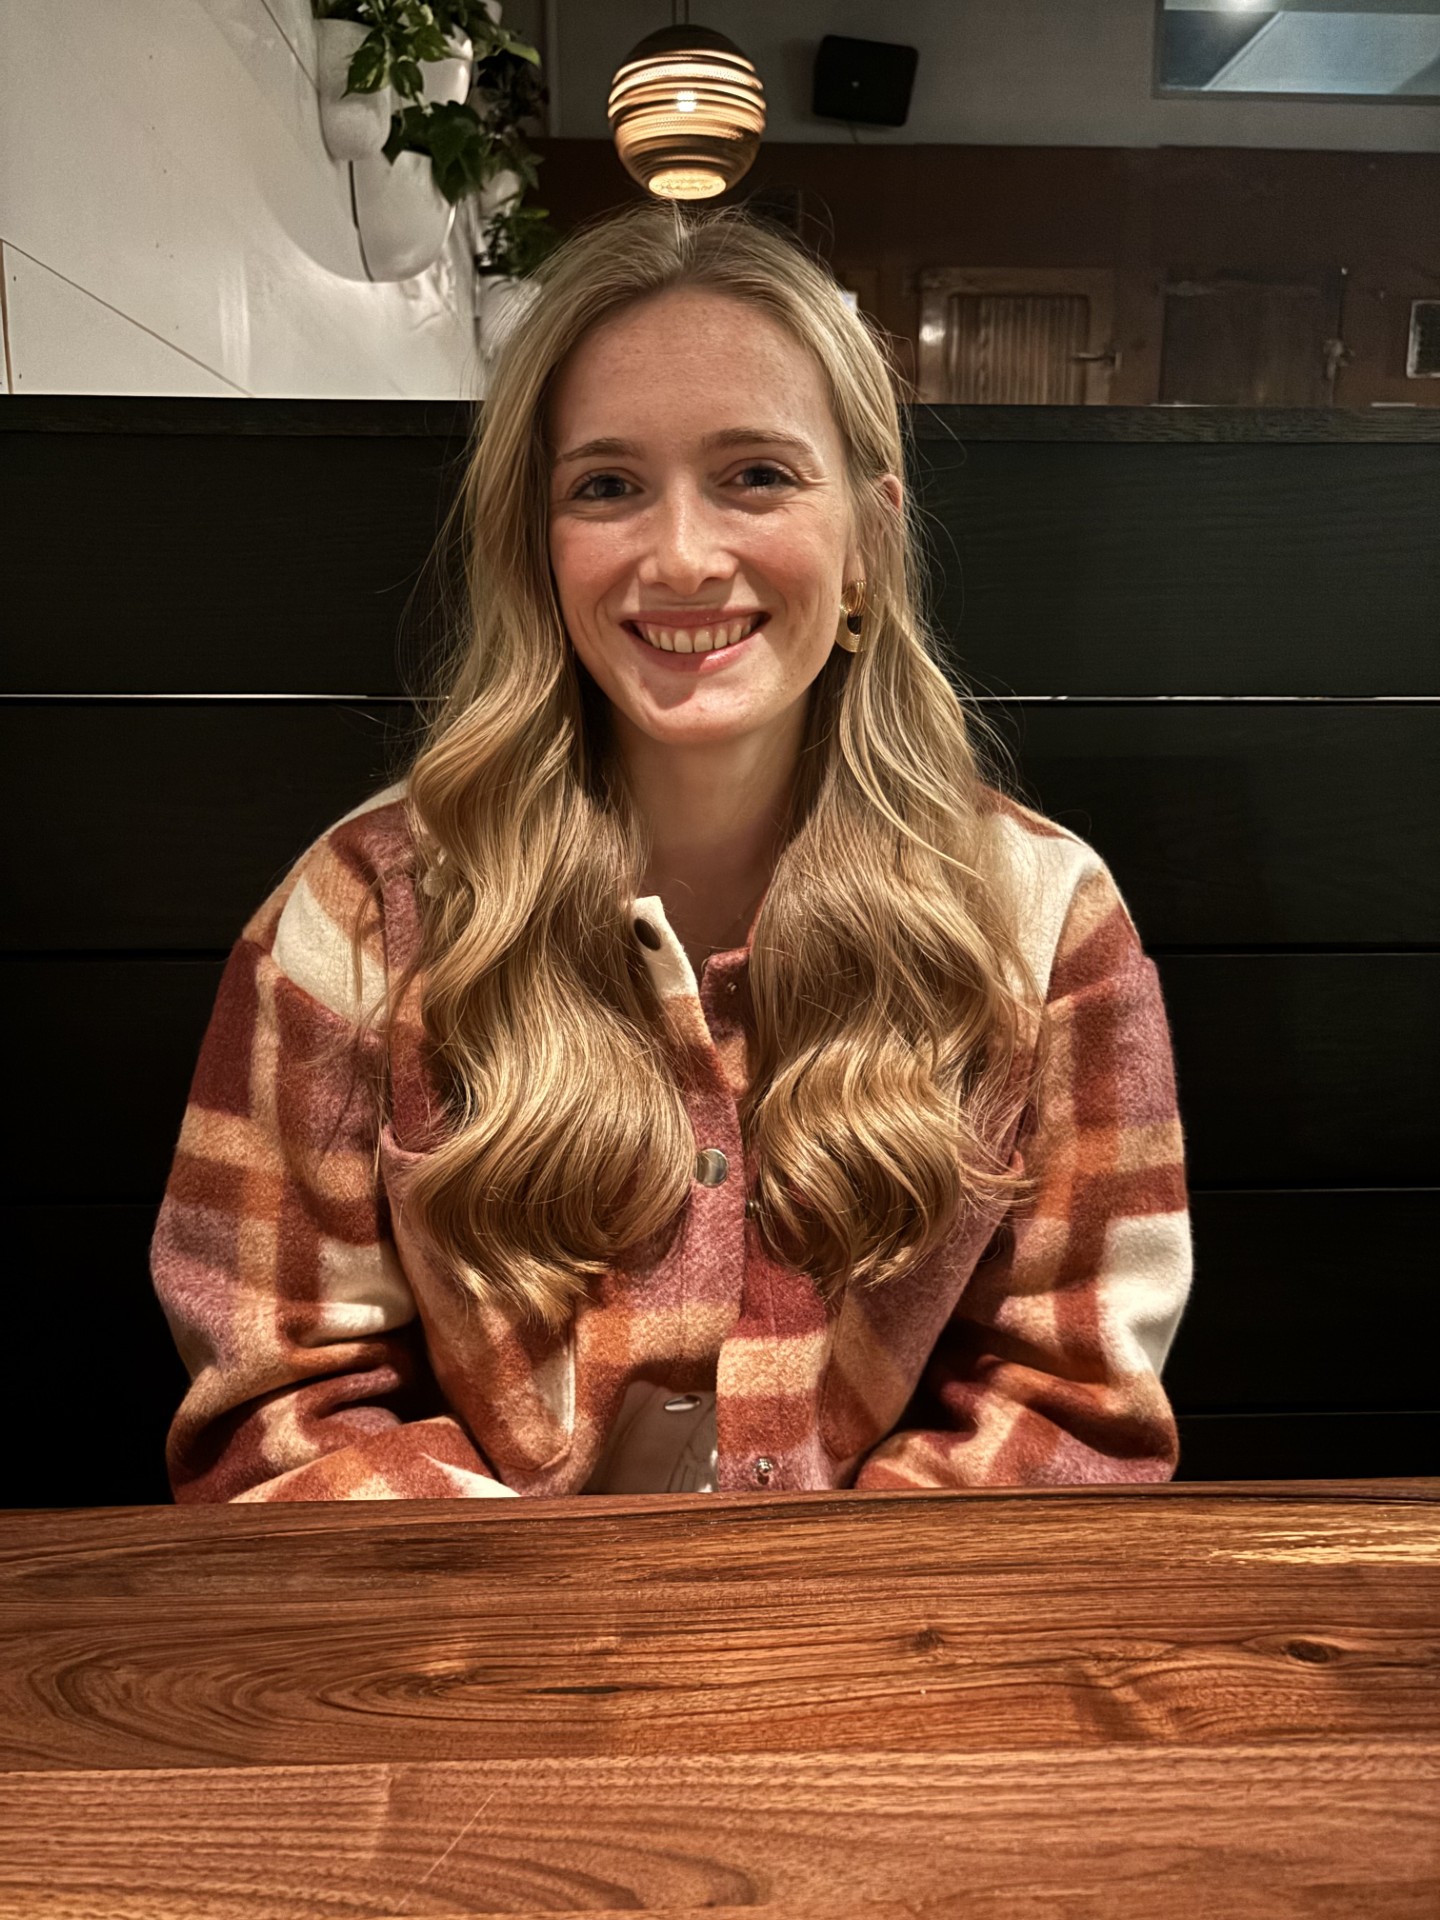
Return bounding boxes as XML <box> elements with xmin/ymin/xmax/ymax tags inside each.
<box><xmin>633</xmin><ymin>614</ymin><xmax>762</xmax><ymax>654</ymax></box>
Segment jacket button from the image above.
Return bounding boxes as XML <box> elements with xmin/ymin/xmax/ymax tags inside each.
<box><xmin>744</xmin><ymin>1196</ymin><xmax>758</xmax><ymax>1219</ymax></box>
<box><xmin>694</xmin><ymin>1148</ymin><xmax>729</xmax><ymax>1186</ymax></box>
<box><xmin>634</xmin><ymin>918</ymin><xmax>662</xmax><ymax>950</ymax></box>
<box><xmin>754</xmin><ymin>1456</ymin><xmax>775</xmax><ymax>1486</ymax></box>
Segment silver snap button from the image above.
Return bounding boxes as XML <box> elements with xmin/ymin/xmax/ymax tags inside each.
<box><xmin>634</xmin><ymin>918</ymin><xmax>662</xmax><ymax>950</ymax></box>
<box><xmin>754</xmin><ymin>1456</ymin><xmax>775</xmax><ymax>1485</ymax></box>
<box><xmin>693</xmin><ymin>1147</ymin><xmax>729</xmax><ymax>1186</ymax></box>
<box><xmin>663</xmin><ymin>1394</ymin><xmax>702</xmax><ymax>1413</ymax></box>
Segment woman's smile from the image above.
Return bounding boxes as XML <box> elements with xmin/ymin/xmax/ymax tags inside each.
<box><xmin>624</xmin><ymin>610</ymin><xmax>770</xmax><ymax>666</ymax></box>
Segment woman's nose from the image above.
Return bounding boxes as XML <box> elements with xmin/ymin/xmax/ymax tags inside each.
<box><xmin>638</xmin><ymin>486</ymin><xmax>730</xmax><ymax>590</ymax></box>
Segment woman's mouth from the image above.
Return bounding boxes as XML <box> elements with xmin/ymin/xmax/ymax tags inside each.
<box><xmin>623</xmin><ymin>611</ymin><xmax>768</xmax><ymax>665</ymax></box>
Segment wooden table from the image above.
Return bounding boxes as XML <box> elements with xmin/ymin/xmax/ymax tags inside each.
<box><xmin>0</xmin><ymin>1480</ymin><xmax>1435</xmax><ymax>1919</ymax></box>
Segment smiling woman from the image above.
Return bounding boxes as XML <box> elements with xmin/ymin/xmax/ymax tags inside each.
<box><xmin>545</xmin><ymin>280</ymin><xmax>903</xmax><ymax>979</ymax></box>
<box><xmin>149</xmin><ymin>201</ymin><xmax>1194</xmax><ymax>1503</ymax></box>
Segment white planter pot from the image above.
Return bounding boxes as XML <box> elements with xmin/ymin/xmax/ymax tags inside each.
<box><xmin>422</xmin><ymin>32</ymin><xmax>473</xmax><ymax>108</ymax></box>
<box><xmin>476</xmin><ymin>273</ymin><xmax>541</xmax><ymax>357</ymax></box>
<box><xmin>316</xmin><ymin>19</ymin><xmax>391</xmax><ymax>163</ymax></box>
<box><xmin>354</xmin><ymin>149</ymin><xmax>456</xmax><ymax>283</ymax></box>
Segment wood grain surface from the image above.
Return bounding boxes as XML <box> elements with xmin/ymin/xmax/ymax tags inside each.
<box><xmin>0</xmin><ymin>1482</ymin><xmax>1435</xmax><ymax>1917</ymax></box>
<box><xmin>1</xmin><ymin>1744</ymin><xmax>1435</xmax><ymax>1919</ymax></box>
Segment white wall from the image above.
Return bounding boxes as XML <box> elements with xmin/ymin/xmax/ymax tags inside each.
<box><xmin>0</xmin><ymin>0</ymin><xmax>485</xmax><ymax>398</ymax></box>
<box><xmin>541</xmin><ymin>0</ymin><xmax>1440</xmax><ymax>150</ymax></box>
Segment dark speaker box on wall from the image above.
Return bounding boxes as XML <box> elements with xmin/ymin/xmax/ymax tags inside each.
<box><xmin>812</xmin><ymin>33</ymin><xmax>919</xmax><ymax>128</ymax></box>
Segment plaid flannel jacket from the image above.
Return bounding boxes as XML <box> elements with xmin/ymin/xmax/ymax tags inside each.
<box><xmin>150</xmin><ymin>781</ymin><xmax>1194</xmax><ymax>1502</ymax></box>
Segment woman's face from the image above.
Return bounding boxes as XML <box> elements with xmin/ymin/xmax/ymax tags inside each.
<box><xmin>546</xmin><ymin>285</ymin><xmax>893</xmax><ymax>754</ymax></box>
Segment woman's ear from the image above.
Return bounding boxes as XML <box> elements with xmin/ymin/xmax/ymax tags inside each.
<box><xmin>845</xmin><ymin>473</ymin><xmax>904</xmax><ymax>581</ymax></box>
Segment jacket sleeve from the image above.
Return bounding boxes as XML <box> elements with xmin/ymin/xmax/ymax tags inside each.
<box><xmin>150</xmin><ymin>825</ymin><xmax>518</xmax><ymax>1504</ymax></box>
<box><xmin>853</xmin><ymin>866</ymin><xmax>1194</xmax><ymax>1490</ymax></box>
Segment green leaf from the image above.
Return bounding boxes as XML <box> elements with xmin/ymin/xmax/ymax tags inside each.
<box><xmin>408</xmin><ymin>25</ymin><xmax>453</xmax><ymax>60</ymax></box>
<box><xmin>384</xmin><ymin>101</ymin><xmax>430</xmax><ymax>153</ymax></box>
<box><xmin>427</xmin><ymin>113</ymin><xmax>478</xmax><ymax>167</ymax></box>
<box><xmin>347</xmin><ymin>39</ymin><xmax>388</xmax><ymax>91</ymax></box>
<box><xmin>488</xmin><ymin>26</ymin><xmax>540</xmax><ymax>63</ymax></box>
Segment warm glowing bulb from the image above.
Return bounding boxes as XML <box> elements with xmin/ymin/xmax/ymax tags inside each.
<box><xmin>608</xmin><ymin>25</ymin><xmax>766</xmax><ymax>202</ymax></box>
<box><xmin>650</xmin><ymin>166</ymin><xmax>727</xmax><ymax>200</ymax></box>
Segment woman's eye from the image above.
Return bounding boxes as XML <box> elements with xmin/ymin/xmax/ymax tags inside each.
<box><xmin>736</xmin><ymin>463</ymin><xmax>795</xmax><ymax>491</ymax></box>
<box><xmin>571</xmin><ymin>472</ymin><xmax>628</xmax><ymax>501</ymax></box>
<box><xmin>569</xmin><ymin>464</ymin><xmax>795</xmax><ymax>502</ymax></box>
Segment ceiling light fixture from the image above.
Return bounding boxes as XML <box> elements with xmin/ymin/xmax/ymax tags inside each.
<box><xmin>608</xmin><ymin>2</ymin><xmax>766</xmax><ymax>202</ymax></box>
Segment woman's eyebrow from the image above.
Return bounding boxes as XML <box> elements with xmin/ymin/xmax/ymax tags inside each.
<box><xmin>553</xmin><ymin>427</ymin><xmax>820</xmax><ymax>466</ymax></box>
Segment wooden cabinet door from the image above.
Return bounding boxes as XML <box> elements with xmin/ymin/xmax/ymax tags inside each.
<box><xmin>1160</xmin><ymin>268</ymin><xmax>1346</xmax><ymax>406</ymax></box>
<box><xmin>918</xmin><ymin>267</ymin><xmax>1118</xmax><ymax>405</ymax></box>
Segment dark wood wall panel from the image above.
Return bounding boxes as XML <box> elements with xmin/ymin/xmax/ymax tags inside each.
<box><xmin>994</xmin><ymin>703</ymin><xmax>1440</xmax><ymax>948</ymax></box>
<box><xmin>5</xmin><ymin>403</ymin><xmax>1437</xmax><ymax>700</ymax></box>
<box><xmin>917</xmin><ymin>439</ymin><xmax>1440</xmax><ymax>697</ymax></box>
<box><xmin>0</xmin><ymin>703</ymin><xmax>418</xmax><ymax>952</ymax></box>
<box><xmin>1159</xmin><ymin>955</ymin><xmax>1439</xmax><ymax>1189</ymax></box>
<box><xmin>8</xmin><ymin>955</ymin><xmax>1434</xmax><ymax>1205</ymax></box>
<box><xmin>1173</xmin><ymin>1412</ymin><xmax>1437</xmax><ymax>1482</ymax></box>
<box><xmin>5</xmin><ymin>701</ymin><xmax>1436</xmax><ymax>953</ymax></box>
<box><xmin>5</xmin><ymin>960</ymin><xmax>225</xmax><ymax>1204</ymax></box>
<box><xmin>0</xmin><ymin>419</ymin><xmax>462</xmax><ymax>697</ymax></box>
<box><xmin>2</xmin><ymin>1206</ymin><xmax>186</xmax><ymax>1508</ymax></box>
<box><xmin>1165</xmin><ymin>1190</ymin><xmax>1439</xmax><ymax>1414</ymax></box>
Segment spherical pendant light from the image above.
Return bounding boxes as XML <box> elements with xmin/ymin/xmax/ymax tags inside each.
<box><xmin>608</xmin><ymin>24</ymin><xmax>766</xmax><ymax>202</ymax></box>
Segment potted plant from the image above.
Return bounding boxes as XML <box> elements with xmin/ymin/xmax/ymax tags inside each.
<box><xmin>311</xmin><ymin>1</ymin><xmax>551</xmax><ymax>283</ymax></box>
<box><xmin>466</xmin><ymin>30</ymin><xmax>557</xmax><ymax>354</ymax></box>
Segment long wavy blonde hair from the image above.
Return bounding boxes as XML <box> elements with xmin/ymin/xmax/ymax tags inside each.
<box><xmin>342</xmin><ymin>199</ymin><xmax>1051</xmax><ymax>1333</ymax></box>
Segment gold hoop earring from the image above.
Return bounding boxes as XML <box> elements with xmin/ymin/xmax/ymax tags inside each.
<box><xmin>835</xmin><ymin>578</ymin><xmax>867</xmax><ymax>654</ymax></box>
